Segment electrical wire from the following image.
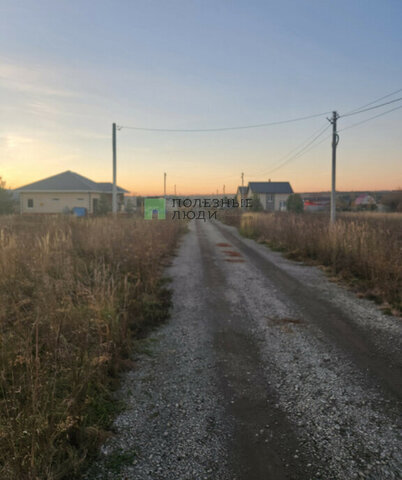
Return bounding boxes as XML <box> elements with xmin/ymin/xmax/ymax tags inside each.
<box><xmin>249</xmin><ymin>122</ymin><xmax>330</xmax><ymax>177</ymax></box>
<box><xmin>169</xmin><ymin>122</ymin><xmax>331</xmax><ymax>182</ymax></box>
<box><xmin>117</xmin><ymin>111</ymin><xmax>332</xmax><ymax>132</ymax></box>
<box><xmin>251</xmin><ymin>124</ymin><xmax>331</xmax><ymax>177</ymax></box>
<box><xmin>256</xmin><ymin>103</ymin><xmax>402</xmax><ymax>177</ymax></box>
<box><xmin>257</xmin><ymin>103</ymin><xmax>402</xmax><ymax>177</ymax></box>
<box><xmin>116</xmin><ymin>88</ymin><xmax>401</xmax><ymax>184</ymax></box>
<box><xmin>247</xmin><ymin>125</ymin><xmax>331</xmax><ymax>177</ymax></box>
<box><xmin>340</xmin><ymin>97</ymin><xmax>402</xmax><ymax>118</ymax></box>
<box><xmin>342</xmin><ymin>87</ymin><xmax>402</xmax><ymax>116</ymax></box>
<box><xmin>339</xmin><ymin>104</ymin><xmax>402</xmax><ymax>132</ymax></box>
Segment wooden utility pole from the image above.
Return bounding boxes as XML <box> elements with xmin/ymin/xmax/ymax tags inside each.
<box><xmin>112</xmin><ymin>123</ymin><xmax>117</xmax><ymax>214</ymax></box>
<box><xmin>241</xmin><ymin>172</ymin><xmax>244</xmax><ymax>187</ymax></box>
<box><xmin>174</xmin><ymin>184</ymin><xmax>177</xmax><ymax>196</ymax></box>
<box><xmin>329</xmin><ymin>111</ymin><xmax>339</xmax><ymax>223</ymax></box>
<box><xmin>223</xmin><ymin>185</ymin><xmax>225</xmax><ymax>195</ymax></box>
<box><xmin>164</xmin><ymin>172</ymin><xmax>167</xmax><ymax>197</ymax></box>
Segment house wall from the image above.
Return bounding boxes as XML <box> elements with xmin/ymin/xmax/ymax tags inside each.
<box><xmin>247</xmin><ymin>191</ymin><xmax>290</xmax><ymax>211</ymax></box>
<box><xmin>20</xmin><ymin>192</ymin><xmax>93</xmax><ymax>214</ymax></box>
<box><xmin>274</xmin><ymin>193</ymin><xmax>290</xmax><ymax>211</ymax></box>
<box><xmin>19</xmin><ymin>192</ymin><xmax>126</xmax><ymax>214</ymax></box>
<box><xmin>236</xmin><ymin>190</ymin><xmax>247</xmax><ymax>206</ymax></box>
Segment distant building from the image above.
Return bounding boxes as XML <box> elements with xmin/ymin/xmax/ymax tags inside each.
<box><xmin>236</xmin><ymin>186</ymin><xmax>248</xmax><ymax>205</ymax></box>
<box><xmin>302</xmin><ymin>194</ymin><xmax>330</xmax><ymax>212</ymax></box>
<box><xmin>242</xmin><ymin>181</ymin><xmax>293</xmax><ymax>211</ymax></box>
<box><xmin>124</xmin><ymin>195</ymin><xmax>138</xmax><ymax>210</ymax></box>
<box><xmin>16</xmin><ymin>170</ymin><xmax>128</xmax><ymax>214</ymax></box>
<box><xmin>353</xmin><ymin>193</ymin><xmax>376</xmax><ymax>209</ymax></box>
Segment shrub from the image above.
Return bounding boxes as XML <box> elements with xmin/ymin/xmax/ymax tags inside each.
<box><xmin>0</xmin><ymin>177</ymin><xmax>15</xmax><ymax>214</ymax></box>
<box><xmin>381</xmin><ymin>190</ymin><xmax>402</xmax><ymax>212</ymax></box>
<box><xmin>286</xmin><ymin>194</ymin><xmax>304</xmax><ymax>213</ymax></box>
<box><xmin>251</xmin><ymin>193</ymin><xmax>263</xmax><ymax>212</ymax></box>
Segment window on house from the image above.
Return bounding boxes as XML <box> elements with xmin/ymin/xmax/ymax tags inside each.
<box><xmin>267</xmin><ymin>194</ymin><xmax>273</xmax><ymax>202</ymax></box>
<box><xmin>27</xmin><ymin>199</ymin><xmax>34</xmax><ymax>208</ymax></box>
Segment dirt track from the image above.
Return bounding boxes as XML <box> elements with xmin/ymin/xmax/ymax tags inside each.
<box><xmin>86</xmin><ymin>219</ymin><xmax>402</xmax><ymax>480</ymax></box>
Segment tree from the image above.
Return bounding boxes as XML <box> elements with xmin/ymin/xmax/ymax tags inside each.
<box><xmin>286</xmin><ymin>194</ymin><xmax>304</xmax><ymax>213</ymax></box>
<box><xmin>251</xmin><ymin>193</ymin><xmax>263</xmax><ymax>212</ymax></box>
<box><xmin>96</xmin><ymin>193</ymin><xmax>112</xmax><ymax>215</ymax></box>
<box><xmin>0</xmin><ymin>177</ymin><xmax>15</xmax><ymax>214</ymax></box>
<box><xmin>381</xmin><ymin>190</ymin><xmax>402</xmax><ymax>212</ymax></box>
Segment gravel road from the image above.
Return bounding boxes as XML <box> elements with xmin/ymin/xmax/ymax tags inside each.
<box><xmin>85</xmin><ymin>219</ymin><xmax>402</xmax><ymax>480</ymax></box>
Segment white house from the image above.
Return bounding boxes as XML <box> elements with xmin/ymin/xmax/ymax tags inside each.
<box><xmin>16</xmin><ymin>171</ymin><xmax>128</xmax><ymax>214</ymax></box>
<box><xmin>242</xmin><ymin>181</ymin><xmax>293</xmax><ymax>211</ymax></box>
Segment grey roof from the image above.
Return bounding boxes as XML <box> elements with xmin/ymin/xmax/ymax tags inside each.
<box><xmin>16</xmin><ymin>171</ymin><xmax>128</xmax><ymax>193</ymax></box>
<box><xmin>96</xmin><ymin>182</ymin><xmax>128</xmax><ymax>193</ymax></box>
<box><xmin>248</xmin><ymin>181</ymin><xmax>293</xmax><ymax>194</ymax></box>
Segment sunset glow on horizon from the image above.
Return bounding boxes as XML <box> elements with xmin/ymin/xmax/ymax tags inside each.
<box><xmin>1</xmin><ymin>1</ymin><xmax>401</xmax><ymax>196</ymax></box>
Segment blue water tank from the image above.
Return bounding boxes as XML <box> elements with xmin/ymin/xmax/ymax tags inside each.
<box><xmin>72</xmin><ymin>207</ymin><xmax>87</xmax><ymax>217</ymax></box>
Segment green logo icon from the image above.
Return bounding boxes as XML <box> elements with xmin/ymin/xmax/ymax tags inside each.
<box><xmin>144</xmin><ymin>198</ymin><xmax>166</xmax><ymax>220</ymax></box>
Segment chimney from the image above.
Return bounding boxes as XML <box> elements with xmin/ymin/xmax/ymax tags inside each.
<box><xmin>268</xmin><ymin>178</ymin><xmax>271</xmax><ymax>182</ymax></box>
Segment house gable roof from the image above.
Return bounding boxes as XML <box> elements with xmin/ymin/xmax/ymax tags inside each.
<box><xmin>248</xmin><ymin>181</ymin><xmax>293</xmax><ymax>194</ymax></box>
<box><xmin>16</xmin><ymin>171</ymin><xmax>128</xmax><ymax>193</ymax></box>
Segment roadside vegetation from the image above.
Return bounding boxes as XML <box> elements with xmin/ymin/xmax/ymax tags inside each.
<box><xmin>0</xmin><ymin>177</ymin><xmax>16</xmax><ymax>214</ymax></box>
<box><xmin>0</xmin><ymin>215</ymin><xmax>184</xmax><ymax>479</ymax></box>
<box><xmin>221</xmin><ymin>210</ymin><xmax>402</xmax><ymax>315</ymax></box>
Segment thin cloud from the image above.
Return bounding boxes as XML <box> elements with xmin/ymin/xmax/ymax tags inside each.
<box><xmin>0</xmin><ymin>61</ymin><xmax>78</xmax><ymax>98</ymax></box>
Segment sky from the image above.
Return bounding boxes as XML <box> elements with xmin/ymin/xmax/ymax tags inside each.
<box><xmin>0</xmin><ymin>0</ymin><xmax>401</xmax><ymax>195</ymax></box>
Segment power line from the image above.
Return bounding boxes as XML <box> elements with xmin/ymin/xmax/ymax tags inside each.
<box><xmin>117</xmin><ymin>111</ymin><xmax>332</xmax><ymax>132</ymax></box>
<box><xmin>249</xmin><ymin>122</ymin><xmax>330</xmax><ymax>177</ymax></box>
<box><xmin>339</xmin><ymin>104</ymin><xmax>402</xmax><ymax>132</ymax></box>
<box><xmin>254</xmin><ymin>103</ymin><xmax>402</xmax><ymax>177</ymax></box>
<box><xmin>252</xmin><ymin>104</ymin><xmax>402</xmax><ymax>177</ymax></box>
<box><xmin>152</xmin><ymin>104</ymin><xmax>401</xmax><ymax>182</ymax></box>
<box><xmin>342</xmin><ymin>87</ymin><xmax>402</xmax><ymax>116</ymax></box>
<box><xmin>257</xmin><ymin>124</ymin><xmax>331</xmax><ymax>177</ymax></box>
<box><xmin>340</xmin><ymin>97</ymin><xmax>402</xmax><ymax>118</ymax></box>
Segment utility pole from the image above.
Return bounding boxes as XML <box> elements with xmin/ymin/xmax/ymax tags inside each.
<box><xmin>174</xmin><ymin>184</ymin><xmax>177</xmax><ymax>196</ymax></box>
<box><xmin>223</xmin><ymin>185</ymin><xmax>225</xmax><ymax>196</ymax></box>
<box><xmin>164</xmin><ymin>172</ymin><xmax>167</xmax><ymax>197</ymax></box>
<box><xmin>328</xmin><ymin>111</ymin><xmax>339</xmax><ymax>223</ymax></box>
<box><xmin>241</xmin><ymin>172</ymin><xmax>244</xmax><ymax>187</ymax></box>
<box><xmin>112</xmin><ymin>122</ymin><xmax>117</xmax><ymax>214</ymax></box>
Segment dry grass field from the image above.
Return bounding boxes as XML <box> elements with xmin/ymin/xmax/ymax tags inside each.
<box><xmin>222</xmin><ymin>210</ymin><xmax>402</xmax><ymax>314</ymax></box>
<box><xmin>0</xmin><ymin>215</ymin><xmax>184</xmax><ymax>479</ymax></box>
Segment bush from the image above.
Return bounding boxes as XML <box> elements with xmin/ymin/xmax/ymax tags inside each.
<box><xmin>96</xmin><ymin>193</ymin><xmax>112</xmax><ymax>215</ymax></box>
<box><xmin>0</xmin><ymin>177</ymin><xmax>15</xmax><ymax>214</ymax></box>
<box><xmin>381</xmin><ymin>190</ymin><xmax>402</xmax><ymax>212</ymax></box>
<box><xmin>286</xmin><ymin>194</ymin><xmax>304</xmax><ymax>213</ymax></box>
<box><xmin>251</xmin><ymin>193</ymin><xmax>263</xmax><ymax>211</ymax></box>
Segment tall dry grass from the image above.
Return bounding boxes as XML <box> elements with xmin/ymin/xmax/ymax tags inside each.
<box><xmin>239</xmin><ymin>212</ymin><xmax>402</xmax><ymax>313</ymax></box>
<box><xmin>0</xmin><ymin>215</ymin><xmax>183</xmax><ymax>479</ymax></box>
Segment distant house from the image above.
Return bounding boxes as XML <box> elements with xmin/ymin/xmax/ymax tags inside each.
<box><xmin>353</xmin><ymin>193</ymin><xmax>376</xmax><ymax>209</ymax></box>
<box><xmin>16</xmin><ymin>171</ymin><xmax>128</xmax><ymax>214</ymax></box>
<box><xmin>236</xmin><ymin>186</ymin><xmax>248</xmax><ymax>205</ymax></box>
<box><xmin>245</xmin><ymin>181</ymin><xmax>293</xmax><ymax>211</ymax></box>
